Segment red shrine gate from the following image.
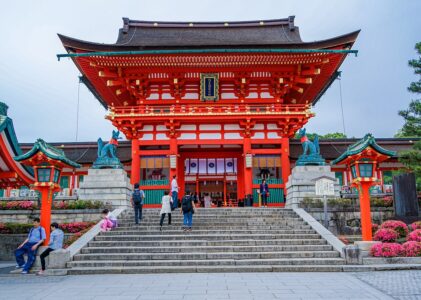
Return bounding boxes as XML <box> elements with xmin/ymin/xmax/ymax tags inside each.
<box><xmin>59</xmin><ymin>17</ymin><xmax>359</xmax><ymax>207</ymax></box>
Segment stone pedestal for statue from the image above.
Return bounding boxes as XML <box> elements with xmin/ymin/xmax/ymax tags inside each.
<box><xmin>285</xmin><ymin>165</ymin><xmax>340</xmax><ymax>208</ymax></box>
<box><xmin>78</xmin><ymin>168</ymin><xmax>132</xmax><ymax>208</ymax></box>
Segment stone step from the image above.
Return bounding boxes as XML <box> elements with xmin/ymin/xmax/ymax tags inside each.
<box><xmin>73</xmin><ymin>251</ymin><xmax>340</xmax><ymax>261</ymax></box>
<box><xmin>117</xmin><ymin>219</ymin><xmax>303</xmax><ymax>224</ymax></box>
<box><xmin>103</xmin><ymin>229</ymin><xmax>315</xmax><ymax>235</ymax></box>
<box><xmin>113</xmin><ymin>225</ymin><xmax>311</xmax><ymax>231</ymax></box>
<box><xmin>124</xmin><ymin>210</ymin><xmax>295</xmax><ymax>215</ymax></box>
<box><xmin>117</xmin><ymin>219</ymin><xmax>304</xmax><ymax>224</ymax></box>
<box><xmin>120</xmin><ymin>211</ymin><xmax>301</xmax><ymax>221</ymax></box>
<box><xmin>124</xmin><ymin>211</ymin><xmax>296</xmax><ymax>216</ymax></box>
<box><xmin>80</xmin><ymin>244</ymin><xmax>333</xmax><ymax>254</ymax></box>
<box><xmin>67</xmin><ymin>207</ymin><xmax>342</xmax><ymax>274</ymax></box>
<box><xmin>68</xmin><ymin>257</ymin><xmax>344</xmax><ymax>268</ymax></box>
<box><xmin>94</xmin><ymin>233</ymin><xmax>321</xmax><ymax>241</ymax></box>
<box><xmin>88</xmin><ymin>238</ymin><xmax>328</xmax><ymax>247</ymax></box>
<box><xmin>67</xmin><ymin>264</ymin><xmax>345</xmax><ymax>275</ymax></box>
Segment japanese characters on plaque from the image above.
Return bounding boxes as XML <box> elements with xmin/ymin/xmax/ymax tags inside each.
<box><xmin>200</xmin><ymin>73</ymin><xmax>219</xmax><ymax>101</ymax></box>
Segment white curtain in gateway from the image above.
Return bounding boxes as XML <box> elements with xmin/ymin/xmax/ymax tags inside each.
<box><xmin>185</xmin><ymin>158</ymin><xmax>238</xmax><ymax>175</ymax></box>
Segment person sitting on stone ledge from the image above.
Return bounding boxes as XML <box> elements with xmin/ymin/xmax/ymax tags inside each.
<box><xmin>14</xmin><ymin>217</ymin><xmax>46</xmax><ymax>274</ymax></box>
<box><xmin>37</xmin><ymin>222</ymin><xmax>64</xmax><ymax>275</ymax></box>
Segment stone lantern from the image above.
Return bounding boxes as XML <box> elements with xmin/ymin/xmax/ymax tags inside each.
<box><xmin>14</xmin><ymin>139</ymin><xmax>80</xmax><ymax>244</ymax></box>
<box><xmin>332</xmin><ymin>134</ymin><xmax>396</xmax><ymax>241</ymax></box>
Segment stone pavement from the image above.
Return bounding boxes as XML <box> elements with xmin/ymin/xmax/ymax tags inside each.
<box><xmin>0</xmin><ymin>271</ymin><xmax>419</xmax><ymax>300</ymax></box>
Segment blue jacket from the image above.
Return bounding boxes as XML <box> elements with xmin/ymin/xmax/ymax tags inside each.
<box><xmin>260</xmin><ymin>183</ymin><xmax>269</xmax><ymax>195</ymax></box>
<box><xmin>48</xmin><ymin>229</ymin><xmax>64</xmax><ymax>250</ymax></box>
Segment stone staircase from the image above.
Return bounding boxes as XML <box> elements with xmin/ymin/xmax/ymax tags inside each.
<box><xmin>67</xmin><ymin>208</ymin><xmax>345</xmax><ymax>274</ymax></box>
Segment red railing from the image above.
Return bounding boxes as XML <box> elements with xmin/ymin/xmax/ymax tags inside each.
<box><xmin>109</xmin><ymin>103</ymin><xmax>310</xmax><ymax>117</ymax></box>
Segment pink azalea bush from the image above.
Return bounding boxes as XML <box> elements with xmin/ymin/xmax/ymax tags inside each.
<box><xmin>402</xmin><ymin>241</ymin><xmax>421</xmax><ymax>257</ymax></box>
<box><xmin>380</xmin><ymin>220</ymin><xmax>409</xmax><ymax>238</ymax></box>
<box><xmin>53</xmin><ymin>201</ymin><xmax>68</xmax><ymax>210</ymax></box>
<box><xmin>59</xmin><ymin>222</ymin><xmax>96</xmax><ymax>233</ymax></box>
<box><xmin>411</xmin><ymin>221</ymin><xmax>421</xmax><ymax>231</ymax></box>
<box><xmin>18</xmin><ymin>201</ymin><xmax>36</xmax><ymax>210</ymax></box>
<box><xmin>373</xmin><ymin>228</ymin><xmax>399</xmax><ymax>242</ymax></box>
<box><xmin>370</xmin><ymin>243</ymin><xmax>403</xmax><ymax>257</ymax></box>
<box><xmin>0</xmin><ymin>200</ymin><xmax>37</xmax><ymax>210</ymax></box>
<box><xmin>407</xmin><ymin>230</ymin><xmax>421</xmax><ymax>243</ymax></box>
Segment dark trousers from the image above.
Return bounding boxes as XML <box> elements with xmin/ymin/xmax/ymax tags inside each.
<box><xmin>261</xmin><ymin>194</ymin><xmax>268</xmax><ymax>206</ymax></box>
<box><xmin>40</xmin><ymin>248</ymin><xmax>54</xmax><ymax>271</ymax></box>
<box><xmin>160</xmin><ymin>213</ymin><xmax>172</xmax><ymax>226</ymax></box>
<box><xmin>14</xmin><ymin>242</ymin><xmax>38</xmax><ymax>272</ymax></box>
<box><xmin>134</xmin><ymin>204</ymin><xmax>143</xmax><ymax>224</ymax></box>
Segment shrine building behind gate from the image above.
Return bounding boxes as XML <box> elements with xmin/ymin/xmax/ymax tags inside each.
<box><xmin>58</xmin><ymin>16</ymin><xmax>359</xmax><ymax>206</ymax></box>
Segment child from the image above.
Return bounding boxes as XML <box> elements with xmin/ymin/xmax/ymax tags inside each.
<box><xmin>100</xmin><ymin>209</ymin><xmax>113</xmax><ymax>232</ymax></box>
<box><xmin>104</xmin><ymin>208</ymin><xmax>118</xmax><ymax>229</ymax></box>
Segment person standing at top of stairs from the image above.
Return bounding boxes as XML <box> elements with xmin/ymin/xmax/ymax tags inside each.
<box><xmin>171</xmin><ymin>175</ymin><xmax>179</xmax><ymax>210</ymax></box>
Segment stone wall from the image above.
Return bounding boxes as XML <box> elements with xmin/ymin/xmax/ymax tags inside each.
<box><xmin>0</xmin><ymin>209</ymin><xmax>102</xmax><ymax>224</ymax></box>
<box><xmin>304</xmin><ymin>208</ymin><xmax>394</xmax><ymax>235</ymax></box>
<box><xmin>0</xmin><ymin>234</ymin><xmax>73</xmax><ymax>260</ymax></box>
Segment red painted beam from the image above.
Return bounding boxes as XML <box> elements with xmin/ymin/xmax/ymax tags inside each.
<box><xmin>0</xmin><ymin>171</ymin><xmax>17</xmax><ymax>179</ymax></box>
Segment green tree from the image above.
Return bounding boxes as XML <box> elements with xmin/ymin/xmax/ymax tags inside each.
<box><xmin>294</xmin><ymin>132</ymin><xmax>347</xmax><ymax>139</ymax></box>
<box><xmin>397</xmin><ymin>42</ymin><xmax>421</xmax><ymax>190</ymax></box>
<box><xmin>321</xmin><ymin>132</ymin><xmax>347</xmax><ymax>139</ymax></box>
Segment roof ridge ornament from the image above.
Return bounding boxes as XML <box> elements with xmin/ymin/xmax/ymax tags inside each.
<box><xmin>0</xmin><ymin>102</ymin><xmax>8</xmax><ymax>116</ymax></box>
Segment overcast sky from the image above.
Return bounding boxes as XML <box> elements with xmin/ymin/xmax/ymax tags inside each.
<box><xmin>1</xmin><ymin>0</ymin><xmax>420</xmax><ymax>143</ymax></box>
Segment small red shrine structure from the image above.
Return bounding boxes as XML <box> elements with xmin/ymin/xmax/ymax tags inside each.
<box><xmin>58</xmin><ymin>17</ymin><xmax>359</xmax><ymax>206</ymax></box>
<box><xmin>332</xmin><ymin>134</ymin><xmax>396</xmax><ymax>241</ymax></box>
<box><xmin>14</xmin><ymin>139</ymin><xmax>80</xmax><ymax>244</ymax></box>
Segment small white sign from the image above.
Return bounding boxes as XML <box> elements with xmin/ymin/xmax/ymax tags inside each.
<box><xmin>169</xmin><ymin>155</ymin><xmax>177</xmax><ymax>169</ymax></box>
<box><xmin>245</xmin><ymin>154</ymin><xmax>253</xmax><ymax>168</ymax></box>
<box><xmin>315</xmin><ymin>178</ymin><xmax>335</xmax><ymax>196</ymax></box>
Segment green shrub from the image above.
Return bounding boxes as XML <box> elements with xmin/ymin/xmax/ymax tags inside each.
<box><xmin>327</xmin><ymin>198</ymin><xmax>353</xmax><ymax>207</ymax></box>
<box><xmin>0</xmin><ymin>223</ymin><xmax>33</xmax><ymax>234</ymax></box>
<box><xmin>301</xmin><ymin>198</ymin><xmax>323</xmax><ymax>208</ymax></box>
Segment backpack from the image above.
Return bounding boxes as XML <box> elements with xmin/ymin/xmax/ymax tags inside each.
<box><xmin>133</xmin><ymin>189</ymin><xmax>143</xmax><ymax>205</ymax></box>
<box><xmin>181</xmin><ymin>195</ymin><xmax>192</xmax><ymax>213</ymax></box>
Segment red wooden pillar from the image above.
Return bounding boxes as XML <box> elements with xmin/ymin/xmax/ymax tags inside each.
<box><xmin>69</xmin><ymin>173</ymin><xmax>76</xmax><ymax>196</ymax></box>
<box><xmin>223</xmin><ymin>177</ymin><xmax>227</xmax><ymax>207</ymax></box>
<box><xmin>281</xmin><ymin>137</ymin><xmax>291</xmax><ymax>194</ymax></box>
<box><xmin>131</xmin><ymin>139</ymin><xmax>140</xmax><ymax>185</ymax></box>
<box><xmin>39</xmin><ymin>187</ymin><xmax>52</xmax><ymax>245</ymax></box>
<box><xmin>348</xmin><ymin>169</ymin><xmax>352</xmax><ymax>186</ymax></box>
<box><xmin>243</xmin><ymin>137</ymin><xmax>252</xmax><ymax>197</ymax></box>
<box><xmin>237</xmin><ymin>154</ymin><xmax>245</xmax><ymax>200</ymax></box>
<box><xmin>377</xmin><ymin>169</ymin><xmax>383</xmax><ymax>192</ymax></box>
<box><xmin>359</xmin><ymin>181</ymin><xmax>373</xmax><ymax>241</ymax></box>
<box><xmin>5</xmin><ymin>187</ymin><xmax>12</xmax><ymax>197</ymax></box>
<box><xmin>178</xmin><ymin>156</ymin><xmax>185</xmax><ymax>198</ymax></box>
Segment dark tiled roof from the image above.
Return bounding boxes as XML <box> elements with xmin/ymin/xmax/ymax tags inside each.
<box><xmin>19</xmin><ymin>138</ymin><xmax>417</xmax><ymax>166</ymax></box>
<box><xmin>15</xmin><ymin>139</ymin><xmax>81</xmax><ymax>168</ymax></box>
<box><xmin>116</xmin><ymin>17</ymin><xmax>302</xmax><ymax>47</ymax></box>
<box><xmin>58</xmin><ymin>17</ymin><xmax>359</xmax><ymax>51</ymax></box>
<box><xmin>290</xmin><ymin>138</ymin><xmax>417</xmax><ymax>161</ymax></box>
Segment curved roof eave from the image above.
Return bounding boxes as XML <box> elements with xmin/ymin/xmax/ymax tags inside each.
<box><xmin>58</xmin><ymin>30</ymin><xmax>360</xmax><ymax>53</ymax></box>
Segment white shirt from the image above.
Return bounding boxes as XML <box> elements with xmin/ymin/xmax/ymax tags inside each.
<box><xmin>160</xmin><ymin>195</ymin><xmax>173</xmax><ymax>214</ymax></box>
<box><xmin>171</xmin><ymin>178</ymin><xmax>179</xmax><ymax>192</ymax></box>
